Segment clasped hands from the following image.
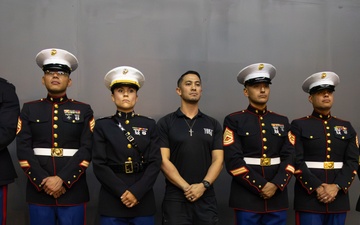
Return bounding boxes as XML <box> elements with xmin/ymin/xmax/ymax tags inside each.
<box><xmin>41</xmin><ymin>176</ymin><xmax>66</xmax><ymax>199</ymax></box>
<box><xmin>121</xmin><ymin>190</ymin><xmax>139</xmax><ymax>208</ymax></box>
<box><xmin>259</xmin><ymin>182</ymin><xmax>277</xmax><ymax>200</ymax></box>
<box><xmin>316</xmin><ymin>183</ymin><xmax>339</xmax><ymax>204</ymax></box>
<box><xmin>184</xmin><ymin>183</ymin><xmax>205</xmax><ymax>202</ymax></box>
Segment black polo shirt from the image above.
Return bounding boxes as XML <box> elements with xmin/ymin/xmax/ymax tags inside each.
<box><xmin>157</xmin><ymin>108</ymin><xmax>223</xmax><ymax>201</ymax></box>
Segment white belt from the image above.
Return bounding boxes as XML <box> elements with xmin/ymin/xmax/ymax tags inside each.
<box><xmin>305</xmin><ymin>161</ymin><xmax>343</xmax><ymax>169</ymax></box>
<box><xmin>33</xmin><ymin>148</ymin><xmax>78</xmax><ymax>157</ymax></box>
<box><xmin>244</xmin><ymin>157</ymin><xmax>281</xmax><ymax>166</ymax></box>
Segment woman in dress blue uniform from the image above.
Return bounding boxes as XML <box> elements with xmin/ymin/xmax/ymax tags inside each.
<box><xmin>92</xmin><ymin>66</ymin><xmax>161</xmax><ymax>225</ymax></box>
<box><xmin>0</xmin><ymin>77</ymin><xmax>19</xmax><ymax>225</ymax></box>
<box><xmin>291</xmin><ymin>72</ymin><xmax>359</xmax><ymax>225</ymax></box>
<box><xmin>16</xmin><ymin>48</ymin><xmax>94</xmax><ymax>225</ymax></box>
<box><xmin>223</xmin><ymin>63</ymin><xmax>295</xmax><ymax>225</ymax></box>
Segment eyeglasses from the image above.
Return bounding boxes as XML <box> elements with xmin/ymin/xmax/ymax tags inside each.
<box><xmin>44</xmin><ymin>70</ymin><xmax>69</xmax><ymax>77</ymax></box>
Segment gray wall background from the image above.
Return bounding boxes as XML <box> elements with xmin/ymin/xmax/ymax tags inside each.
<box><xmin>1</xmin><ymin>0</ymin><xmax>360</xmax><ymax>224</ymax></box>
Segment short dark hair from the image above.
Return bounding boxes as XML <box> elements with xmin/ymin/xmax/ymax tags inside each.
<box><xmin>177</xmin><ymin>70</ymin><xmax>201</xmax><ymax>87</ymax></box>
<box><xmin>111</xmin><ymin>83</ymin><xmax>139</xmax><ymax>94</ymax></box>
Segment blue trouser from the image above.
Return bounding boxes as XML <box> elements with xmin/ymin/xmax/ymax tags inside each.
<box><xmin>235</xmin><ymin>210</ymin><xmax>287</xmax><ymax>225</ymax></box>
<box><xmin>296</xmin><ymin>211</ymin><xmax>346</xmax><ymax>225</ymax></box>
<box><xmin>100</xmin><ymin>215</ymin><xmax>155</xmax><ymax>225</ymax></box>
<box><xmin>0</xmin><ymin>185</ymin><xmax>7</xmax><ymax>225</ymax></box>
<box><xmin>29</xmin><ymin>203</ymin><xmax>86</xmax><ymax>225</ymax></box>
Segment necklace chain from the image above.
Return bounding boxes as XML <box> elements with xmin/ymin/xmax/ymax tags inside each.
<box><xmin>184</xmin><ymin>117</ymin><xmax>197</xmax><ymax>136</ymax></box>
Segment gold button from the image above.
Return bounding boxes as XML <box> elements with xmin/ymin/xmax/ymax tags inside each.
<box><xmin>324</xmin><ymin>121</ymin><xmax>328</xmax><ymax>124</ymax></box>
<box><xmin>73</xmin><ymin>175</ymin><xmax>76</xmax><ymax>178</ymax></box>
<box><xmin>262</xmin><ymin>130</ymin><xmax>266</xmax><ymax>134</ymax></box>
<box><xmin>53</xmin><ymin>124</ymin><xmax>58</xmax><ymax>129</ymax></box>
<box><xmin>54</xmin><ymin>133</ymin><xmax>58</xmax><ymax>138</ymax></box>
<box><xmin>263</xmin><ymin>146</ymin><xmax>267</xmax><ymax>150</ymax></box>
<box><xmin>54</xmin><ymin>116</ymin><xmax>58</xmax><ymax>121</ymax></box>
<box><xmin>28</xmin><ymin>172</ymin><xmax>31</xmax><ymax>174</ymax></box>
<box><xmin>286</xmin><ymin>174</ymin><xmax>289</xmax><ymax>176</ymax></box>
<box><xmin>326</xmin><ymin>127</ymin><xmax>330</xmax><ymax>130</ymax></box>
<box><xmin>327</xmin><ymin>133</ymin><xmax>330</xmax><ymax>136</ymax></box>
<box><xmin>36</xmin><ymin>119</ymin><xmax>40</xmax><ymax>122</ymax></box>
<box><xmin>72</xmin><ymin>120</ymin><xmax>76</xmax><ymax>123</ymax></box>
<box><xmin>305</xmin><ymin>182</ymin><xmax>307</xmax><ymax>184</ymax></box>
<box><xmin>310</xmin><ymin>136</ymin><xmax>313</xmax><ymax>139</ymax></box>
<box><xmin>309</xmin><ymin>187</ymin><xmax>312</xmax><ymax>190</ymax></box>
<box><xmin>284</xmin><ymin>179</ymin><xmax>287</xmax><ymax>181</ymax></box>
<box><xmin>261</xmin><ymin>123</ymin><xmax>265</xmax><ymax>126</ymax></box>
<box><xmin>54</xmin><ymin>142</ymin><xmax>58</xmax><ymax>147</ymax></box>
<box><xmin>127</xmin><ymin>144</ymin><xmax>132</xmax><ymax>149</ymax></box>
<box><xmin>125</xmin><ymin>120</ymin><xmax>130</xmax><ymax>124</ymax></box>
<box><xmin>54</xmin><ymin>104</ymin><xmax>59</xmax><ymax>108</ymax></box>
<box><xmin>255</xmin><ymin>110</ymin><xmax>259</xmax><ymax>113</ymax></box>
<box><xmin>327</xmin><ymin>155</ymin><xmax>330</xmax><ymax>159</ymax></box>
<box><xmin>263</xmin><ymin>138</ymin><xmax>267</xmax><ymax>142</ymax></box>
<box><xmin>54</xmin><ymin>110</ymin><xmax>58</xmax><ymax>114</ymax></box>
<box><xmin>342</xmin><ymin>136</ymin><xmax>345</xmax><ymax>139</ymax></box>
<box><xmin>259</xmin><ymin>185</ymin><xmax>262</xmax><ymax>188</ymax></box>
<box><xmin>33</xmin><ymin>178</ymin><xmax>36</xmax><ymax>181</ymax></box>
<box><xmin>348</xmin><ymin>182</ymin><xmax>351</xmax><ymax>184</ymax></box>
<box><xmin>281</xmin><ymin>184</ymin><xmax>284</xmax><ymax>187</ymax></box>
<box><xmin>128</xmin><ymin>157</ymin><xmax>132</xmax><ymax>161</ymax></box>
<box><xmin>60</xmin><ymin>98</ymin><xmax>63</xmax><ymax>101</ymax></box>
<box><xmin>246</xmin><ymin>175</ymin><xmax>249</xmax><ymax>178</ymax></box>
<box><xmin>79</xmin><ymin>170</ymin><xmax>82</xmax><ymax>172</ymax></box>
<box><xmin>68</xmin><ymin>181</ymin><xmax>71</xmax><ymax>184</ymax></box>
<box><xmin>50</xmin><ymin>98</ymin><xmax>54</xmax><ymax>101</ymax></box>
<box><xmin>327</xmin><ymin>140</ymin><xmax>331</xmax><ymax>144</ymax></box>
<box><xmin>252</xmin><ymin>180</ymin><xmax>256</xmax><ymax>183</ymax></box>
<box><xmin>278</xmin><ymin>133</ymin><xmax>281</xmax><ymax>136</ymax></box>
<box><xmin>39</xmin><ymin>184</ymin><xmax>42</xmax><ymax>187</ymax></box>
<box><xmin>263</xmin><ymin>154</ymin><xmax>267</xmax><ymax>157</ymax></box>
<box><xmin>260</xmin><ymin>117</ymin><xmax>263</xmax><ymax>120</ymax></box>
<box><xmin>246</xmin><ymin>132</ymin><xmax>249</xmax><ymax>135</ymax></box>
<box><xmin>327</xmin><ymin>147</ymin><xmax>331</xmax><ymax>151</ymax></box>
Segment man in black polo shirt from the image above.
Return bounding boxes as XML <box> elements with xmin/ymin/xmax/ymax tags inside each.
<box><xmin>157</xmin><ymin>70</ymin><xmax>223</xmax><ymax>225</ymax></box>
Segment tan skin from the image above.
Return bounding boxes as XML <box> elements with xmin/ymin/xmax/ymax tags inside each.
<box><xmin>244</xmin><ymin>82</ymin><xmax>278</xmax><ymax>199</ymax></box>
<box><xmin>161</xmin><ymin>74</ymin><xmax>224</xmax><ymax>202</ymax></box>
<box><xmin>309</xmin><ymin>89</ymin><xmax>339</xmax><ymax>203</ymax></box>
<box><xmin>112</xmin><ymin>85</ymin><xmax>139</xmax><ymax>208</ymax></box>
<box><xmin>40</xmin><ymin>71</ymin><xmax>72</xmax><ymax>198</ymax></box>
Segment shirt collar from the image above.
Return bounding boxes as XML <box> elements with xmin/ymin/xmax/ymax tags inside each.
<box><xmin>46</xmin><ymin>94</ymin><xmax>68</xmax><ymax>103</ymax></box>
<box><xmin>247</xmin><ymin>104</ymin><xmax>267</xmax><ymax>115</ymax></box>
<box><xmin>311</xmin><ymin>110</ymin><xmax>331</xmax><ymax>120</ymax></box>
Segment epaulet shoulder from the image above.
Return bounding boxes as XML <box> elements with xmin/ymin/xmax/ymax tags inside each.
<box><xmin>96</xmin><ymin>116</ymin><xmax>113</xmax><ymax>121</ymax></box>
<box><xmin>268</xmin><ymin>110</ymin><xmax>287</xmax><ymax>118</ymax></box>
<box><xmin>135</xmin><ymin>114</ymin><xmax>154</xmax><ymax>120</ymax></box>
<box><xmin>69</xmin><ymin>99</ymin><xmax>88</xmax><ymax>105</ymax></box>
<box><xmin>228</xmin><ymin>110</ymin><xmax>247</xmax><ymax>117</ymax></box>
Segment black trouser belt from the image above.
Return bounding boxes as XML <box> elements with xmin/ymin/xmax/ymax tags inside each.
<box><xmin>109</xmin><ymin>162</ymin><xmax>148</xmax><ymax>174</ymax></box>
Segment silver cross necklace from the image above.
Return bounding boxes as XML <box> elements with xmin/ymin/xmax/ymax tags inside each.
<box><xmin>184</xmin><ymin>117</ymin><xmax>197</xmax><ymax>136</ymax></box>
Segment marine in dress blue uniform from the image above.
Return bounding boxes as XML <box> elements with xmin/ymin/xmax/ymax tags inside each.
<box><xmin>223</xmin><ymin>63</ymin><xmax>295</xmax><ymax>225</ymax></box>
<box><xmin>291</xmin><ymin>71</ymin><xmax>359</xmax><ymax>225</ymax></box>
<box><xmin>0</xmin><ymin>78</ymin><xmax>19</xmax><ymax>225</ymax></box>
<box><xmin>92</xmin><ymin>66</ymin><xmax>161</xmax><ymax>225</ymax></box>
<box><xmin>16</xmin><ymin>48</ymin><xmax>94</xmax><ymax>225</ymax></box>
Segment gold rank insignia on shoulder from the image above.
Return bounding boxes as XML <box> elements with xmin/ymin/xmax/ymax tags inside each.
<box><xmin>223</xmin><ymin>127</ymin><xmax>234</xmax><ymax>146</ymax></box>
<box><xmin>16</xmin><ymin>117</ymin><xmax>22</xmax><ymax>135</ymax></box>
<box><xmin>90</xmin><ymin>117</ymin><xmax>95</xmax><ymax>132</ymax></box>
<box><xmin>288</xmin><ymin>131</ymin><xmax>295</xmax><ymax>146</ymax></box>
